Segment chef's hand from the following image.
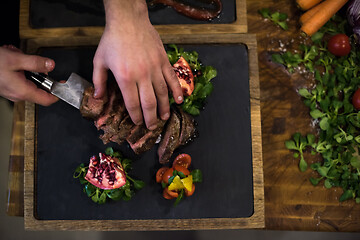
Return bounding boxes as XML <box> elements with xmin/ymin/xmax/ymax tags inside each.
<box><xmin>0</xmin><ymin>45</ymin><xmax>58</xmax><ymax>106</ymax></box>
<box><xmin>93</xmin><ymin>0</ymin><xmax>183</xmax><ymax>130</ymax></box>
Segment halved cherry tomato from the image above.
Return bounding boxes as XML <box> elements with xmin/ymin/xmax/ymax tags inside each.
<box><xmin>162</xmin><ymin>167</ymin><xmax>174</xmax><ymax>184</ymax></box>
<box><xmin>173</xmin><ymin>165</ymin><xmax>190</xmax><ymax>176</ymax></box>
<box><xmin>163</xmin><ymin>188</ymin><xmax>175</xmax><ymax>199</ymax></box>
<box><xmin>156</xmin><ymin>167</ymin><xmax>169</xmax><ymax>183</ymax></box>
<box><xmin>164</xmin><ymin>187</ymin><xmax>179</xmax><ymax>198</ymax></box>
<box><xmin>185</xmin><ymin>184</ymin><xmax>195</xmax><ymax>197</ymax></box>
<box><xmin>173</xmin><ymin>153</ymin><xmax>192</xmax><ymax>168</ymax></box>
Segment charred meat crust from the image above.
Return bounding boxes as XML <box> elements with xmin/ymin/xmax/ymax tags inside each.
<box><xmin>127</xmin><ymin>119</ymin><xmax>166</xmax><ymax>155</ymax></box>
<box><xmin>157</xmin><ymin>110</ymin><xmax>181</xmax><ymax>164</ymax></box>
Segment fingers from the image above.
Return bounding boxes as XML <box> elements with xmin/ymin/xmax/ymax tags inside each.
<box><xmin>2</xmin><ymin>48</ymin><xmax>58</xmax><ymax>106</ymax></box>
<box><xmin>92</xmin><ymin>61</ymin><xmax>108</xmax><ymax>99</ymax></box>
<box><xmin>138</xmin><ymin>80</ymin><xmax>158</xmax><ymax>130</ymax></box>
<box><xmin>22</xmin><ymin>85</ymin><xmax>59</xmax><ymax>106</ymax></box>
<box><xmin>162</xmin><ymin>61</ymin><xmax>183</xmax><ymax>104</ymax></box>
<box><xmin>152</xmin><ymin>72</ymin><xmax>170</xmax><ymax>121</ymax></box>
<box><xmin>15</xmin><ymin>53</ymin><xmax>55</xmax><ymax>73</ymax></box>
<box><xmin>116</xmin><ymin>75</ymin><xmax>143</xmax><ymax>126</ymax></box>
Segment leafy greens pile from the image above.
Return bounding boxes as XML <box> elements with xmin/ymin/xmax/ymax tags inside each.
<box><xmin>73</xmin><ymin>147</ymin><xmax>145</xmax><ymax>204</ymax></box>
<box><xmin>166</xmin><ymin>44</ymin><xmax>217</xmax><ymax>116</ymax></box>
<box><xmin>279</xmin><ymin>16</ymin><xmax>360</xmax><ymax>203</ymax></box>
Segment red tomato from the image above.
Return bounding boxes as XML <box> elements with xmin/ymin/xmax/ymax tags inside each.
<box><xmin>156</xmin><ymin>167</ymin><xmax>169</xmax><ymax>183</ymax></box>
<box><xmin>162</xmin><ymin>168</ymin><xmax>174</xmax><ymax>184</ymax></box>
<box><xmin>173</xmin><ymin>153</ymin><xmax>192</xmax><ymax>169</ymax></box>
<box><xmin>173</xmin><ymin>165</ymin><xmax>190</xmax><ymax>176</ymax></box>
<box><xmin>352</xmin><ymin>88</ymin><xmax>360</xmax><ymax>110</ymax></box>
<box><xmin>164</xmin><ymin>187</ymin><xmax>179</xmax><ymax>198</ymax></box>
<box><xmin>162</xmin><ymin>188</ymin><xmax>175</xmax><ymax>199</ymax></box>
<box><xmin>185</xmin><ymin>184</ymin><xmax>195</xmax><ymax>197</ymax></box>
<box><xmin>328</xmin><ymin>34</ymin><xmax>351</xmax><ymax>57</ymax></box>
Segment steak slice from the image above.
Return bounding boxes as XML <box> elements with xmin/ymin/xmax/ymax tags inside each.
<box><xmin>108</xmin><ymin>115</ymin><xmax>135</xmax><ymax>145</ymax></box>
<box><xmin>127</xmin><ymin>119</ymin><xmax>166</xmax><ymax>155</ymax></box>
<box><xmin>177</xmin><ymin>107</ymin><xmax>196</xmax><ymax>145</ymax></box>
<box><xmin>80</xmin><ymin>86</ymin><xmax>108</xmax><ymax>119</ymax></box>
<box><xmin>94</xmin><ymin>86</ymin><xmax>125</xmax><ymax>130</ymax></box>
<box><xmin>157</xmin><ymin>111</ymin><xmax>181</xmax><ymax>164</ymax></box>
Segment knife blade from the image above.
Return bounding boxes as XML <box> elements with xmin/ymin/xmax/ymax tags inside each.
<box><xmin>25</xmin><ymin>71</ymin><xmax>93</xmax><ymax>109</ymax></box>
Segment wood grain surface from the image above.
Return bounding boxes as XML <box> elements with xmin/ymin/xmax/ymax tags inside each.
<box><xmin>19</xmin><ymin>0</ymin><xmax>247</xmax><ymax>39</ymax></box>
<box><xmin>247</xmin><ymin>0</ymin><xmax>360</xmax><ymax>232</ymax></box>
<box><xmin>7</xmin><ymin>0</ymin><xmax>360</xmax><ymax>232</ymax></box>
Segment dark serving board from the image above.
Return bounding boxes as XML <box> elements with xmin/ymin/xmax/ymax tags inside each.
<box><xmin>29</xmin><ymin>0</ymin><xmax>236</xmax><ymax>28</ymax></box>
<box><xmin>35</xmin><ymin>44</ymin><xmax>253</xmax><ymax>220</ymax></box>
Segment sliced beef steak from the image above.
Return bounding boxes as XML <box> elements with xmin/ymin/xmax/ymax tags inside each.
<box><xmin>107</xmin><ymin>115</ymin><xmax>135</xmax><ymax>145</ymax></box>
<box><xmin>80</xmin><ymin>86</ymin><xmax>108</xmax><ymax>119</ymax></box>
<box><xmin>177</xmin><ymin>107</ymin><xmax>196</xmax><ymax>145</ymax></box>
<box><xmin>157</xmin><ymin>111</ymin><xmax>181</xmax><ymax>164</ymax></box>
<box><xmin>127</xmin><ymin>119</ymin><xmax>166</xmax><ymax>155</ymax></box>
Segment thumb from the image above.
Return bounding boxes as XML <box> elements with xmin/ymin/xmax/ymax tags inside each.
<box><xmin>16</xmin><ymin>53</ymin><xmax>55</xmax><ymax>73</ymax></box>
<box><xmin>92</xmin><ymin>64</ymin><xmax>108</xmax><ymax>99</ymax></box>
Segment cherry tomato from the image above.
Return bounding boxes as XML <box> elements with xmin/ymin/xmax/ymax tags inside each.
<box><xmin>173</xmin><ymin>165</ymin><xmax>190</xmax><ymax>176</ymax></box>
<box><xmin>156</xmin><ymin>167</ymin><xmax>169</xmax><ymax>183</ymax></box>
<box><xmin>164</xmin><ymin>187</ymin><xmax>179</xmax><ymax>198</ymax></box>
<box><xmin>185</xmin><ymin>184</ymin><xmax>195</xmax><ymax>197</ymax></box>
<box><xmin>352</xmin><ymin>88</ymin><xmax>360</xmax><ymax>110</ymax></box>
<box><xmin>328</xmin><ymin>34</ymin><xmax>351</xmax><ymax>57</ymax></box>
<box><xmin>163</xmin><ymin>188</ymin><xmax>175</xmax><ymax>199</ymax></box>
<box><xmin>173</xmin><ymin>153</ymin><xmax>192</xmax><ymax>168</ymax></box>
<box><xmin>162</xmin><ymin>167</ymin><xmax>174</xmax><ymax>184</ymax></box>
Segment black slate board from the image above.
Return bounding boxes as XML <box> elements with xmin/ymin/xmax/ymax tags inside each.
<box><xmin>35</xmin><ymin>44</ymin><xmax>253</xmax><ymax>220</ymax></box>
<box><xmin>29</xmin><ymin>0</ymin><xmax>236</xmax><ymax>28</ymax></box>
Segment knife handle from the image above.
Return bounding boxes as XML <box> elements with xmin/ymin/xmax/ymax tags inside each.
<box><xmin>24</xmin><ymin>71</ymin><xmax>54</xmax><ymax>92</ymax></box>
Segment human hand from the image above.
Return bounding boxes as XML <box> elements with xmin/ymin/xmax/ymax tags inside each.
<box><xmin>0</xmin><ymin>45</ymin><xmax>58</xmax><ymax>106</ymax></box>
<box><xmin>93</xmin><ymin>0</ymin><xmax>183</xmax><ymax>130</ymax></box>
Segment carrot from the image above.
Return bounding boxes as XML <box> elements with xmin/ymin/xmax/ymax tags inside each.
<box><xmin>296</xmin><ymin>0</ymin><xmax>323</xmax><ymax>11</ymax></box>
<box><xmin>300</xmin><ymin>0</ymin><xmax>349</xmax><ymax>37</ymax></box>
<box><xmin>299</xmin><ymin>2</ymin><xmax>323</xmax><ymax>25</ymax></box>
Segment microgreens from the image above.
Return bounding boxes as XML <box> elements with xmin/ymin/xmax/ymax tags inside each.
<box><xmin>282</xmin><ymin>15</ymin><xmax>360</xmax><ymax>203</ymax></box>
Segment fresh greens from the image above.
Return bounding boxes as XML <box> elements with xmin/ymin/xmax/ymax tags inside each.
<box><xmin>258</xmin><ymin>8</ymin><xmax>288</xmax><ymax>30</ymax></box>
<box><xmin>166</xmin><ymin>44</ymin><xmax>217</xmax><ymax>116</ymax></box>
<box><xmin>283</xmin><ymin>15</ymin><xmax>360</xmax><ymax>203</ymax></box>
<box><xmin>73</xmin><ymin>147</ymin><xmax>145</xmax><ymax>204</ymax></box>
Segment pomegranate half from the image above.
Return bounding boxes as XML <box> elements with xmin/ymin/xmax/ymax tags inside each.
<box><xmin>85</xmin><ymin>153</ymin><xmax>126</xmax><ymax>190</ymax></box>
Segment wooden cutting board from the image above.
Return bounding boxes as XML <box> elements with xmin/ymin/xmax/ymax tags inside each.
<box><xmin>19</xmin><ymin>0</ymin><xmax>247</xmax><ymax>39</ymax></box>
<box><xmin>22</xmin><ymin>34</ymin><xmax>263</xmax><ymax>230</ymax></box>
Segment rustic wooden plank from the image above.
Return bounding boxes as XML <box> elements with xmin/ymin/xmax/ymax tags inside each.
<box><xmin>246</xmin><ymin>0</ymin><xmax>360</xmax><ymax>232</ymax></box>
<box><xmin>23</xmin><ymin>34</ymin><xmax>264</xmax><ymax>230</ymax></box>
<box><xmin>6</xmin><ymin>101</ymin><xmax>25</xmax><ymax>217</ymax></box>
<box><xmin>19</xmin><ymin>0</ymin><xmax>247</xmax><ymax>40</ymax></box>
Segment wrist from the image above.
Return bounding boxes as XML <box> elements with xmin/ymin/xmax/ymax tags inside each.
<box><xmin>103</xmin><ymin>0</ymin><xmax>148</xmax><ymax>26</ymax></box>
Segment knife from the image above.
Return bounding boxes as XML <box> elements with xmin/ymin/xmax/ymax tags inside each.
<box><xmin>25</xmin><ymin>71</ymin><xmax>93</xmax><ymax>109</ymax></box>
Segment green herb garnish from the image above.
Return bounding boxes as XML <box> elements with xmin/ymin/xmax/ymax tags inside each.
<box><xmin>258</xmin><ymin>8</ymin><xmax>288</xmax><ymax>30</ymax></box>
<box><xmin>166</xmin><ymin>44</ymin><xmax>217</xmax><ymax>116</ymax></box>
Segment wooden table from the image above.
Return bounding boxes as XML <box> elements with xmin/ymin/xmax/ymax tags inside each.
<box><xmin>7</xmin><ymin>0</ymin><xmax>360</xmax><ymax>231</ymax></box>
